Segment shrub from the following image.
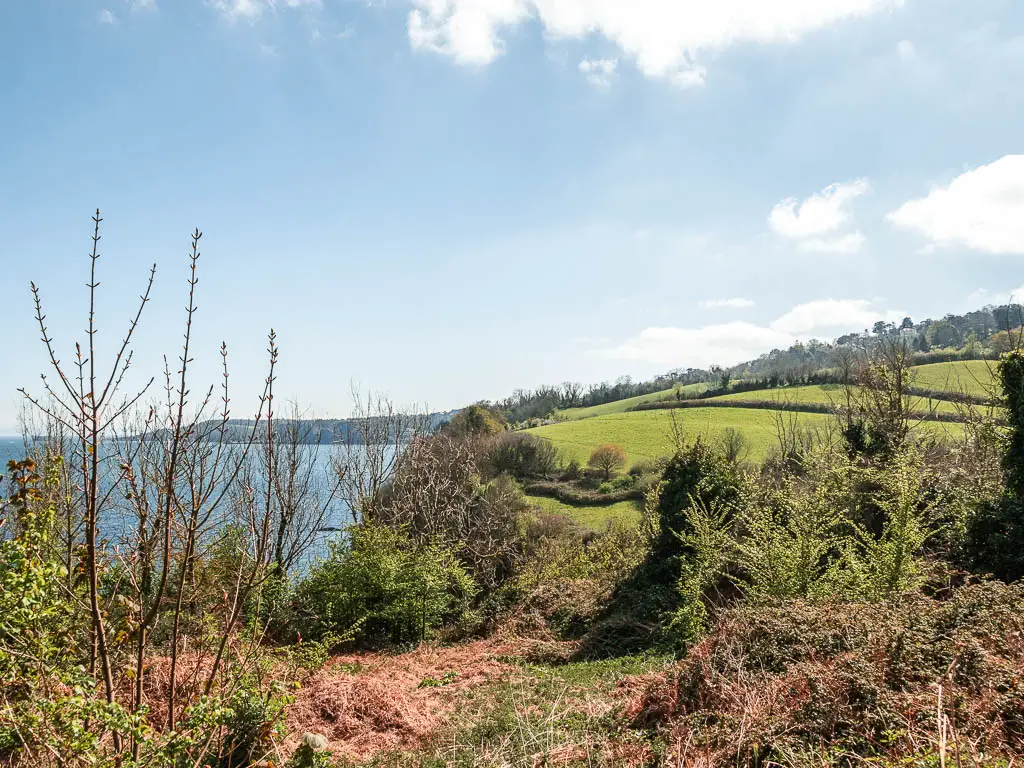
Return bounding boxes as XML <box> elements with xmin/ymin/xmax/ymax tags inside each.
<box><xmin>560</xmin><ymin>458</ymin><xmax>583</xmax><ymax>482</ymax></box>
<box><xmin>964</xmin><ymin>350</ymin><xmax>1024</xmax><ymax>581</ymax></box>
<box><xmin>627</xmin><ymin>458</ymin><xmax>667</xmax><ymax>477</ymax></box>
<box><xmin>587</xmin><ymin>444</ymin><xmax>627</xmax><ymax>480</ymax></box>
<box><xmin>373</xmin><ymin>435</ymin><xmax>530</xmax><ymax>589</ymax></box>
<box><xmin>481</xmin><ymin>432</ymin><xmax>559</xmax><ymax>480</ymax></box>
<box><xmin>293</xmin><ymin>522</ymin><xmax>476</xmax><ymax>645</ymax></box>
<box><xmin>841</xmin><ymin>452</ymin><xmax>935</xmax><ymax>599</ymax></box>
<box><xmin>522</xmin><ymin>480</ymin><xmax>639</xmax><ymax>505</ymax></box>
<box><xmin>443</xmin><ymin>404</ymin><xmax>506</xmax><ymax>438</ymax></box>
<box><xmin>654</xmin><ymin>438</ymin><xmax>742</xmax><ymax>562</ymax></box>
<box><xmin>715</xmin><ymin>427</ymin><xmax>750</xmax><ymax>465</ymax></box>
<box><xmin>609</xmin><ymin>475</ymin><xmax>636</xmax><ymax>491</ymax></box>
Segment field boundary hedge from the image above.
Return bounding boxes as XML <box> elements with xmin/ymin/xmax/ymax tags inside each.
<box><xmin>631</xmin><ymin>397</ymin><xmax>977</xmax><ymax>424</ymax></box>
<box><xmin>522</xmin><ymin>481</ymin><xmax>642</xmax><ymax>506</ymax></box>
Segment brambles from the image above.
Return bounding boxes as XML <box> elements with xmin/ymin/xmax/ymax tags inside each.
<box><xmin>629</xmin><ymin>582</ymin><xmax>1024</xmax><ymax>764</ymax></box>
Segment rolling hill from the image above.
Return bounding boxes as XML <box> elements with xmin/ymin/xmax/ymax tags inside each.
<box><xmin>526</xmin><ymin>362</ymin><xmax>985</xmax><ymax>470</ymax></box>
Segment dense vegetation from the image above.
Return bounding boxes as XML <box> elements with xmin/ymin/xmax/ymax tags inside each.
<box><xmin>2</xmin><ymin>216</ymin><xmax>1023</xmax><ymax>767</ymax></box>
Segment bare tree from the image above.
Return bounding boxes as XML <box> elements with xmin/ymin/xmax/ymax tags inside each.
<box><xmin>372</xmin><ymin>433</ymin><xmax>525</xmax><ymax>587</ymax></box>
<box><xmin>333</xmin><ymin>388</ymin><xmax>430</xmax><ymax>522</ymax></box>
<box><xmin>560</xmin><ymin>381</ymin><xmax>584</xmax><ymax>408</ymax></box>
<box><xmin>19</xmin><ymin>214</ymin><xmax>292</xmax><ymax>759</ymax></box>
<box><xmin>20</xmin><ymin>211</ymin><xmax>156</xmax><ymax>716</ymax></box>
<box><xmin>250</xmin><ymin>402</ymin><xmax>343</xmax><ymax>576</ymax></box>
<box><xmin>839</xmin><ymin>335</ymin><xmax>917</xmax><ymax>458</ymax></box>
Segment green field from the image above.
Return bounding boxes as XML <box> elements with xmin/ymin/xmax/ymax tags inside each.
<box><xmin>526</xmin><ymin>495</ymin><xmax>642</xmax><ymax>530</ymax></box>
<box><xmin>699</xmin><ymin>383</ymin><xmax>964</xmax><ymax>416</ymax></box>
<box><xmin>557</xmin><ymin>383</ymin><xmax>708</xmax><ymax>421</ymax></box>
<box><xmin>528</xmin><ymin>407</ymin><xmax>833</xmax><ymax>466</ymax></box>
<box><xmin>911</xmin><ymin>360</ymin><xmax>998</xmax><ymax>398</ymax></box>
<box><xmin>527</xmin><ymin>406</ymin><xmax>965</xmax><ymax>467</ymax></box>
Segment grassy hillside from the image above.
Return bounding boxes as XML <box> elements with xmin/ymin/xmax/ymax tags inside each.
<box><xmin>556</xmin><ymin>382</ymin><xmax>708</xmax><ymax>421</ymax></box>
<box><xmin>558</xmin><ymin>362</ymin><xmax>994</xmax><ymax>426</ymax></box>
<box><xmin>526</xmin><ymin>495</ymin><xmax>642</xmax><ymax>530</ymax></box>
<box><xmin>912</xmin><ymin>359</ymin><xmax>998</xmax><ymax>397</ymax></box>
<box><xmin>528</xmin><ymin>406</ymin><xmax>966</xmax><ymax>467</ymax></box>
<box><xmin>527</xmin><ymin>407</ymin><xmax>833</xmax><ymax>465</ymax></box>
<box><xmin>699</xmin><ymin>383</ymin><xmax>966</xmax><ymax>416</ymax></box>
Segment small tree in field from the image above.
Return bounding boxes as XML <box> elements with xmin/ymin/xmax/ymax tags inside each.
<box><xmin>588</xmin><ymin>444</ymin><xmax>627</xmax><ymax>480</ymax></box>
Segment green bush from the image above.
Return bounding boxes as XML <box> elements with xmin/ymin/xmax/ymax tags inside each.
<box><xmin>655</xmin><ymin>438</ymin><xmax>742</xmax><ymax>562</ymax></box>
<box><xmin>294</xmin><ymin>522</ymin><xmax>476</xmax><ymax>645</ymax></box>
<box><xmin>964</xmin><ymin>350</ymin><xmax>1024</xmax><ymax>581</ymax></box>
<box><xmin>481</xmin><ymin>432</ymin><xmax>560</xmax><ymax>480</ymax></box>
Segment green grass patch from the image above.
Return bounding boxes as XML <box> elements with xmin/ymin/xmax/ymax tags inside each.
<box><xmin>527</xmin><ymin>407</ymin><xmax>965</xmax><ymax>468</ymax></box>
<box><xmin>557</xmin><ymin>383</ymin><xmax>708</xmax><ymax>421</ymax></box>
<box><xmin>700</xmin><ymin>383</ymin><xmax>965</xmax><ymax>415</ymax></box>
<box><xmin>527</xmin><ymin>407</ymin><xmax>833</xmax><ymax>466</ymax></box>
<box><xmin>526</xmin><ymin>495</ymin><xmax>642</xmax><ymax>531</ymax></box>
<box><xmin>911</xmin><ymin>360</ymin><xmax>998</xmax><ymax>398</ymax></box>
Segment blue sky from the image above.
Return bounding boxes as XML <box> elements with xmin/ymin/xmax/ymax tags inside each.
<box><xmin>2</xmin><ymin>0</ymin><xmax>1024</xmax><ymax>432</ymax></box>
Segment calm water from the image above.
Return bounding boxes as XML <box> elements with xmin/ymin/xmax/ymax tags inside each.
<box><xmin>0</xmin><ymin>435</ymin><xmax>355</xmax><ymax>562</ymax></box>
<box><xmin>0</xmin><ymin>437</ymin><xmax>24</xmax><ymax>471</ymax></box>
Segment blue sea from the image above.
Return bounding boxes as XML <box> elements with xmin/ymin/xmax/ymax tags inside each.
<box><xmin>0</xmin><ymin>436</ymin><xmax>24</xmax><ymax>471</ymax></box>
<box><xmin>0</xmin><ymin>435</ymin><xmax>354</xmax><ymax>562</ymax></box>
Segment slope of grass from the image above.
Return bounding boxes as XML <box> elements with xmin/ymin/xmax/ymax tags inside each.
<box><xmin>527</xmin><ymin>407</ymin><xmax>965</xmax><ymax>467</ymax></box>
<box><xmin>526</xmin><ymin>495</ymin><xmax>642</xmax><ymax>530</ymax></box>
<box><xmin>911</xmin><ymin>359</ymin><xmax>998</xmax><ymax>398</ymax></box>
<box><xmin>699</xmin><ymin>383</ymin><xmax>964</xmax><ymax>415</ymax></box>
<box><xmin>527</xmin><ymin>407</ymin><xmax>832</xmax><ymax>466</ymax></box>
<box><xmin>557</xmin><ymin>383</ymin><xmax>708</xmax><ymax>421</ymax></box>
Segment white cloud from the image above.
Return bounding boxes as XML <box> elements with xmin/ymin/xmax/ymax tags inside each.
<box><xmin>409</xmin><ymin>0</ymin><xmax>528</xmax><ymax>65</ymax></box>
<box><xmin>896</xmin><ymin>38</ymin><xmax>915</xmax><ymax>60</ymax></box>
<box><xmin>887</xmin><ymin>155</ymin><xmax>1024</xmax><ymax>254</ymax></box>
<box><xmin>211</xmin><ymin>0</ymin><xmax>319</xmax><ymax>22</ymax></box>
<box><xmin>770</xmin><ymin>298</ymin><xmax>903</xmax><ymax>336</ymax></box>
<box><xmin>407</xmin><ymin>0</ymin><xmax>896</xmax><ymax>81</ymax></box>
<box><xmin>579</xmin><ymin>57</ymin><xmax>618</xmax><ymax>88</ymax></box>
<box><xmin>602</xmin><ymin>322</ymin><xmax>793</xmax><ymax>367</ymax></box>
<box><xmin>602</xmin><ymin>297</ymin><xmax>903</xmax><ymax>365</ymax></box>
<box><xmin>769</xmin><ymin>179</ymin><xmax>870</xmax><ymax>239</ymax></box>
<box><xmin>797</xmin><ymin>231</ymin><xmax>866</xmax><ymax>254</ymax></box>
<box><xmin>672</xmin><ymin>66</ymin><xmax>707</xmax><ymax>88</ymax></box>
<box><xmin>98</xmin><ymin>8</ymin><xmax>117</xmax><ymax>24</ymax></box>
<box><xmin>967</xmin><ymin>284</ymin><xmax>1024</xmax><ymax>307</ymax></box>
<box><xmin>699</xmin><ymin>297</ymin><xmax>755</xmax><ymax>309</ymax></box>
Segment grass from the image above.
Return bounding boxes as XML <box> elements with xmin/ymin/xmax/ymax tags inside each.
<box><xmin>527</xmin><ymin>407</ymin><xmax>833</xmax><ymax>466</ymax></box>
<box><xmin>556</xmin><ymin>383</ymin><xmax>708</xmax><ymax>421</ymax></box>
<box><xmin>526</xmin><ymin>407</ymin><xmax>966</xmax><ymax>468</ymax></box>
<box><xmin>911</xmin><ymin>359</ymin><xmax>998</xmax><ymax>397</ymax></box>
<box><xmin>526</xmin><ymin>495</ymin><xmax>642</xmax><ymax>531</ymax></box>
<box><xmin>699</xmin><ymin>383</ymin><xmax>965</xmax><ymax>415</ymax></box>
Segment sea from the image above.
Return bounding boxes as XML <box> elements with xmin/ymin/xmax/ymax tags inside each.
<box><xmin>0</xmin><ymin>434</ymin><xmax>355</xmax><ymax>562</ymax></box>
<box><xmin>0</xmin><ymin>436</ymin><xmax>23</xmax><ymax>471</ymax></box>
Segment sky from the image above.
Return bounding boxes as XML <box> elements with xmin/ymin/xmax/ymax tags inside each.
<box><xmin>3</xmin><ymin>0</ymin><xmax>1024</xmax><ymax>432</ymax></box>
